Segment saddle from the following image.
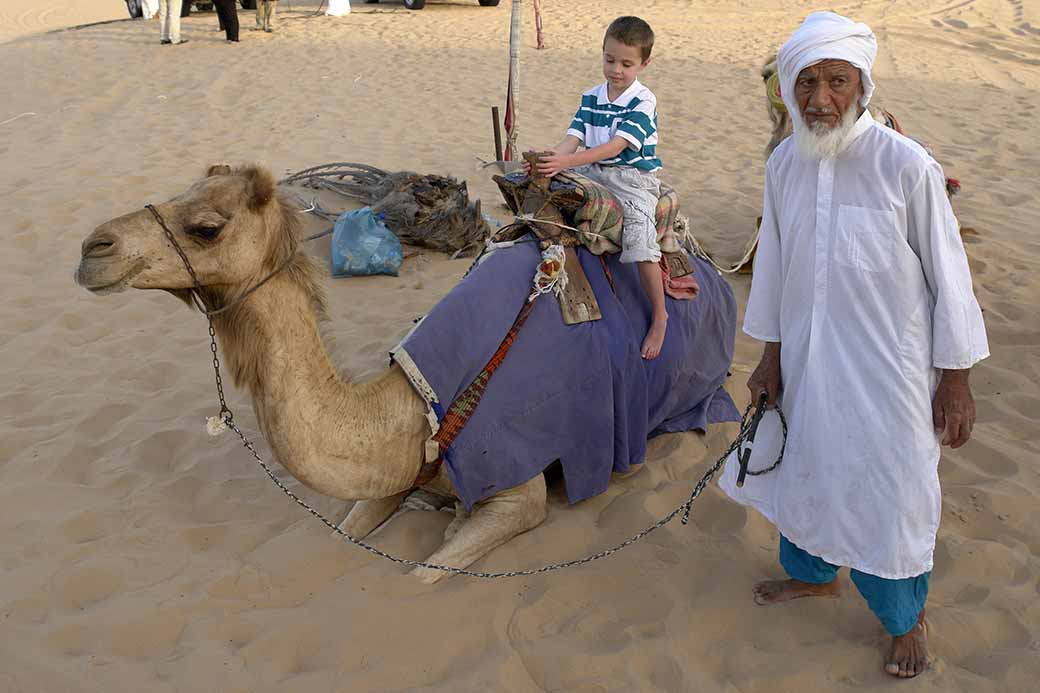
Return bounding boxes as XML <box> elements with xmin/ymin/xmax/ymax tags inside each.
<box><xmin>492</xmin><ymin>151</ymin><xmax>694</xmax><ymax>325</ymax></box>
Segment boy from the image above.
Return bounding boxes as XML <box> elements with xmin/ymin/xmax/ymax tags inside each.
<box><xmin>533</xmin><ymin>16</ymin><xmax>666</xmax><ymax>359</ymax></box>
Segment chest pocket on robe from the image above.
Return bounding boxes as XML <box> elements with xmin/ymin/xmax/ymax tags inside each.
<box><xmin>835</xmin><ymin>205</ymin><xmax>900</xmax><ymax>273</ymax></box>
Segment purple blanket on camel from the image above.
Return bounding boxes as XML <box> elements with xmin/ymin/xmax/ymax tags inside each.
<box><xmin>392</xmin><ymin>240</ymin><xmax>739</xmax><ymax>510</ymax></box>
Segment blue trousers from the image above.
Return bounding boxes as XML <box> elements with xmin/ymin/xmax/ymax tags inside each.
<box><xmin>779</xmin><ymin>535</ymin><xmax>929</xmax><ymax>636</ymax></box>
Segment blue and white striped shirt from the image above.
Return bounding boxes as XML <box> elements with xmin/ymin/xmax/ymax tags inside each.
<box><xmin>566</xmin><ymin>80</ymin><xmax>661</xmax><ymax>172</ymax></box>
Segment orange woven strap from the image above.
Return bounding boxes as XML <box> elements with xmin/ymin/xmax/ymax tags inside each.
<box><xmin>411</xmin><ymin>296</ymin><xmax>539</xmax><ymax>487</ymax></box>
<box><xmin>413</xmin><ymin>458</ymin><xmax>443</xmax><ymax>487</ymax></box>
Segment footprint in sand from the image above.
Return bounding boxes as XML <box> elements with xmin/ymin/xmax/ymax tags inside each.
<box><xmin>1007</xmin><ymin>0</ymin><xmax>1024</xmax><ymax>22</ymax></box>
<box><xmin>954</xmin><ymin>584</ymin><xmax>991</xmax><ymax>606</ymax></box>
<box><xmin>58</xmin><ymin>507</ymin><xmax>128</xmax><ymax>544</ymax></box>
<box><xmin>50</xmin><ymin>562</ymin><xmax>125</xmax><ymax>611</ymax></box>
<box><xmin>688</xmin><ymin>488</ymin><xmax>748</xmax><ymax>536</ymax></box>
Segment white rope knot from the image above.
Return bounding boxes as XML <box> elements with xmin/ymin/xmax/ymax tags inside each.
<box><xmin>530</xmin><ymin>244</ymin><xmax>567</xmax><ymax>301</ymax></box>
<box><xmin>206</xmin><ymin>415</ymin><xmax>228</xmax><ymax>436</ymax></box>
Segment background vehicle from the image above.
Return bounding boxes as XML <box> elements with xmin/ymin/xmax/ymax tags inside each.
<box><xmin>124</xmin><ymin>1</ymin><xmax>257</xmax><ymax>19</ymax></box>
<box><xmin>365</xmin><ymin>0</ymin><xmax>500</xmax><ymax>10</ymax></box>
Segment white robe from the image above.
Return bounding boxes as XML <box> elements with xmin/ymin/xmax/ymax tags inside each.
<box><xmin>326</xmin><ymin>0</ymin><xmax>351</xmax><ymax>16</ymax></box>
<box><xmin>720</xmin><ymin>110</ymin><xmax>989</xmax><ymax>579</ymax></box>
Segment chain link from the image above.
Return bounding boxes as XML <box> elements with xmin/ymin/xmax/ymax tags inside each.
<box><xmin>144</xmin><ymin>204</ymin><xmax>786</xmax><ymax>578</ymax></box>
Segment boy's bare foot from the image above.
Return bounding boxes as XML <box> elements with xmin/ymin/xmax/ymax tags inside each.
<box><xmin>885</xmin><ymin>611</ymin><xmax>930</xmax><ymax>678</ymax></box>
<box><xmin>752</xmin><ymin>578</ymin><xmax>841</xmax><ymax>605</ymax></box>
<box><xmin>641</xmin><ymin>319</ymin><xmax>667</xmax><ymax>359</ymax></box>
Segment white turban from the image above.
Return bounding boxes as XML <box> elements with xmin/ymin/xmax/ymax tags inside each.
<box><xmin>777</xmin><ymin>11</ymin><xmax>877</xmax><ymax>133</ymax></box>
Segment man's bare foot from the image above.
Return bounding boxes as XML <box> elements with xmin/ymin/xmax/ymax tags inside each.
<box><xmin>641</xmin><ymin>318</ymin><xmax>667</xmax><ymax>359</ymax></box>
<box><xmin>752</xmin><ymin>578</ymin><xmax>841</xmax><ymax>605</ymax></box>
<box><xmin>885</xmin><ymin>611</ymin><xmax>930</xmax><ymax>678</ymax></box>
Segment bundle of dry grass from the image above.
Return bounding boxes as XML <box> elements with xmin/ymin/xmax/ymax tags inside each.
<box><xmin>281</xmin><ymin>163</ymin><xmax>493</xmax><ymax>254</ymax></box>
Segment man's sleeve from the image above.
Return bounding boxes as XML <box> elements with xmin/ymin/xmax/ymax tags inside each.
<box><xmin>743</xmin><ymin>169</ymin><xmax>783</xmax><ymax>342</ymax></box>
<box><xmin>616</xmin><ymin>99</ymin><xmax>656</xmax><ymax>150</ymax></box>
<box><xmin>906</xmin><ymin>161</ymin><xmax>989</xmax><ymax>369</ymax></box>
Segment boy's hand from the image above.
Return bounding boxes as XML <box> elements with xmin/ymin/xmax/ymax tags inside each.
<box><xmin>535</xmin><ymin>152</ymin><xmax>572</xmax><ymax>178</ymax></box>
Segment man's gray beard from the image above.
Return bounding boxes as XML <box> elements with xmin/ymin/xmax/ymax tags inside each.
<box><xmin>795</xmin><ymin>105</ymin><xmax>860</xmax><ymax>161</ymax></box>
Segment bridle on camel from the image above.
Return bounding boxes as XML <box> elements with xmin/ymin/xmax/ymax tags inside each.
<box><xmin>145</xmin><ymin>203</ymin><xmax>787</xmax><ymax>579</ymax></box>
<box><xmin>145</xmin><ymin>204</ymin><xmax>332</xmax><ymax>318</ymax></box>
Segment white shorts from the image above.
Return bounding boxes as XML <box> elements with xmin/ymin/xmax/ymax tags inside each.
<box><xmin>577</xmin><ymin>163</ymin><xmax>661</xmax><ymax>263</ymax></box>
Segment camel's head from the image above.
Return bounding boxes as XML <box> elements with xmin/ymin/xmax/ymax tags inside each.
<box><xmin>76</xmin><ymin>164</ymin><xmax>297</xmax><ymax>303</ymax></box>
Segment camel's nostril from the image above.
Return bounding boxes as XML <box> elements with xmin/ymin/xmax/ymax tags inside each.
<box><xmin>83</xmin><ymin>238</ymin><xmax>116</xmax><ymax>258</ymax></box>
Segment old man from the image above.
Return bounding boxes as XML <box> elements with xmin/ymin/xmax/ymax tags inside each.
<box><xmin>719</xmin><ymin>11</ymin><xmax>988</xmax><ymax>678</ymax></box>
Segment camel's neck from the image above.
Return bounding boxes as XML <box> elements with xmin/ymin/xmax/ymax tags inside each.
<box><xmin>213</xmin><ymin>274</ymin><xmax>427</xmax><ymax>500</ymax></box>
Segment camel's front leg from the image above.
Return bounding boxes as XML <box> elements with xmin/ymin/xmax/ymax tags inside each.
<box><xmin>410</xmin><ymin>474</ymin><xmax>547</xmax><ymax>584</ymax></box>
<box><xmin>338</xmin><ymin>491</ymin><xmax>410</xmax><ymax>538</ymax></box>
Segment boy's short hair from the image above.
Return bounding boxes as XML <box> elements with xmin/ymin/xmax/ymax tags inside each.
<box><xmin>604</xmin><ymin>16</ymin><xmax>655</xmax><ymax>61</ymax></box>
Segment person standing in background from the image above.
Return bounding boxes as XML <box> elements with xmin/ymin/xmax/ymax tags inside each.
<box><xmin>256</xmin><ymin>1</ymin><xmax>278</xmax><ymax>33</ymax></box>
<box><xmin>212</xmin><ymin>0</ymin><xmax>240</xmax><ymax>42</ymax></box>
<box><xmin>142</xmin><ymin>0</ymin><xmax>159</xmax><ymax>21</ymax></box>
<box><xmin>158</xmin><ymin>0</ymin><xmax>186</xmax><ymax>45</ymax></box>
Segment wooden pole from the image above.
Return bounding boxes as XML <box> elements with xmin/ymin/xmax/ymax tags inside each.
<box><xmin>532</xmin><ymin>0</ymin><xmax>544</xmax><ymax>49</ymax></box>
<box><xmin>491</xmin><ymin>106</ymin><xmax>503</xmax><ymax>162</ymax></box>
<box><xmin>504</xmin><ymin>0</ymin><xmax>521</xmax><ymax>160</ymax></box>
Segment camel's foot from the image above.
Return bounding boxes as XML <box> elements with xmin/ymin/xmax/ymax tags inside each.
<box><xmin>753</xmin><ymin>578</ymin><xmax>841</xmax><ymax>605</ymax></box>
<box><xmin>410</xmin><ymin>475</ymin><xmax>548</xmax><ymax>584</ymax></box>
<box><xmin>337</xmin><ymin>491</ymin><xmax>409</xmax><ymax>539</ymax></box>
<box><xmin>885</xmin><ymin>612</ymin><xmax>931</xmax><ymax>678</ymax></box>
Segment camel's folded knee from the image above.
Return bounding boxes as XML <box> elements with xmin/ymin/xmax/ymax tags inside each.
<box><xmin>409</xmin><ymin>475</ymin><xmax>549</xmax><ymax>584</ymax></box>
<box><xmin>491</xmin><ymin>473</ymin><xmax>548</xmax><ymax>530</ymax></box>
<box><xmin>337</xmin><ymin>492</ymin><xmax>409</xmax><ymax>539</ymax></box>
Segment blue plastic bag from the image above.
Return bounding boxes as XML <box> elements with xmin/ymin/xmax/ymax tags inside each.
<box><xmin>330</xmin><ymin>207</ymin><xmax>403</xmax><ymax>277</ymax></box>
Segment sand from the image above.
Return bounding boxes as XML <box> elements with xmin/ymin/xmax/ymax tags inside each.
<box><xmin>2</xmin><ymin>0</ymin><xmax>1039</xmax><ymax>690</ymax></box>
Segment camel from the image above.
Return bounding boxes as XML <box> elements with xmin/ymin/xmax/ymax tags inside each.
<box><xmin>77</xmin><ymin>163</ymin><xmax>739</xmax><ymax>583</ymax></box>
<box><xmin>75</xmin><ymin>164</ymin><xmax>554</xmax><ymax>584</ymax></box>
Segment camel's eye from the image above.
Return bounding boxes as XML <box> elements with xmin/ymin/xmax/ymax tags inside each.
<box><xmin>186</xmin><ymin>224</ymin><xmax>224</xmax><ymax>241</ymax></box>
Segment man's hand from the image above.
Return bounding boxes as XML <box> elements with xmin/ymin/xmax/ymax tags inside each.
<box><xmin>747</xmin><ymin>342</ymin><xmax>782</xmax><ymax>407</ymax></box>
<box><xmin>534</xmin><ymin>151</ymin><xmax>572</xmax><ymax>178</ymax></box>
<box><xmin>933</xmin><ymin>369</ymin><xmax>975</xmax><ymax>448</ymax></box>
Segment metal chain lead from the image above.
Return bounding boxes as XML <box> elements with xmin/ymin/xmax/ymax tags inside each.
<box><xmin>147</xmin><ymin>204</ymin><xmax>234</xmax><ymax>422</ymax></box>
<box><xmin>226</xmin><ymin>400</ymin><xmax>784</xmax><ymax>579</ymax></box>
<box><xmin>145</xmin><ymin>204</ymin><xmax>786</xmax><ymax>578</ymax></box>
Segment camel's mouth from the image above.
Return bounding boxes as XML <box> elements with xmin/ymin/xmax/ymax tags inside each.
<box><xmin>75</xmin><ymin>259</ymin><xmax>145</xmax><ymax>295</ymax></box>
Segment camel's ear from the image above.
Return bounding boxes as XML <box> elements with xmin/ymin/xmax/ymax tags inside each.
<box><xmin>242</xmin><ymin>166</ymin><xmax>276</xmax><ymax>211</ymax></box>
<box><xmin>206</xmin><ymin>164</ymin><xmax>232</xmax><ymax>177</ymax></box>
